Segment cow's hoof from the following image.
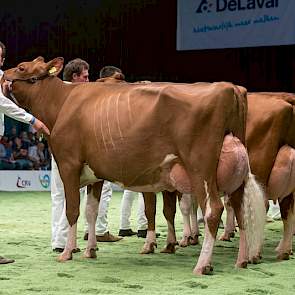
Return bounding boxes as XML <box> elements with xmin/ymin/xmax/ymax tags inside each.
<box><xmin>160</xmin><ymin>243</ymin><xmax>176</xmax><ymax>254</ymax></box>
<box><xmin>140</xmin><ymin>242</ymin><xmax>157</xmax><ymax>254</ymax></box>
<box><xmin>235</xmin><ymin>261</ymin><xmax>247</xmax><ymax>268</ymax></box>
<box><xmin>249</xmin><ymin>255</ymin><xmax>261</xmax><ymax>264</ymax></box>
<box><xmin>193</xmin><ymin>264</ymin><xmax>213</xmax><ymax>275</ymax></box>
<box><xmin>83</xmin><ymin>248</ymin><xmax>97</xmax><ymax>258</ymax></box>
<box><xmin>179</xmin><ymin>236</ymin><xmax>191</xmax><ymax>247</ymax></box>
<box><xmin>57</xmin><ymin>252</ymin><xmax>72</xmax><ymax>262</ymax></box>
<box><xmin>190</xmin><ymin>235</ymin><xmax>199</xmax><ymax>245</ymax></box>
<box><xmin>229</xmin><ymin>232</ymin><xmax>235</xmax><ymax>238</ymax></box>
<box><xmin>277</xmin><ymin>252</ymin><xmax>290</xmax><ymax>260</ymax></box>
<box><xmin>218</xmin><ymin>233</ymin><xmax>232</xmax><ymax>241</ymax></box>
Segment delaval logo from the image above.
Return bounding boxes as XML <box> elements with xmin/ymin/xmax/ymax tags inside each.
<box><xmin>196</xmin><ymin>0</ymin><xmax>279</xmax><ymax>13</ymax></box>
<box><xmin>196</xmin><ymin>0</ymin><xmax>213</xmax><ymax>13</ymax></box>
<box><xmin>16</xmin><ymin>176</ymin><xmax>31</xmax><ymax>188</ymax></box>
<box><xmin>39</xmin><ymin>174</ymin><xmax>50</xmax><ymax>189</ymax></box>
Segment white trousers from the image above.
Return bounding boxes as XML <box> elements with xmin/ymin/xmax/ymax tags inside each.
<box><xmin>51</xmin><ymin>157</ymin><xmax>112</xmax><ymax>249</ymax></box>
<box><xmin>119</xmin><ymin>190</ymin><xmax>147</xmax><ymax>230</ymax></box>
<box><xmin>267</xmin><ymin>200</ymin><xmax>281</xmax><ymax>220</ymax></box>
<box><xmin>84</xmin><ymin>180</ymin><xmax>112</xmax><ymax>235</ymax></box>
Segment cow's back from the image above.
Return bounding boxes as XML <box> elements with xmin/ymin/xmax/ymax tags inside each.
<box><xmin>63</xmin><ymin>81</ymin><xmax>247</xmax><ymax>186</ymax></box>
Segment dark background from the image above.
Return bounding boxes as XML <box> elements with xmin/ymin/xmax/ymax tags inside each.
<box><xmin>1</xmin><ymin>0</ymin><xmax>295</xmax><ymax>91</ymax></box>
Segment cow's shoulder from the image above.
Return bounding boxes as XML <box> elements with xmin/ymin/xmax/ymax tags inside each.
<box><xmin>248</xmin><ymin>92</ymin><xmax>293</xmax><ymax>118</ymax></box>
<box><xmin>247</xmin><ymin>92</ymin><xmax>294</xmax><ymax>142</ymax></box>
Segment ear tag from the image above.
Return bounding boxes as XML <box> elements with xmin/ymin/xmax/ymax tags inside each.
<box><xmin>48</xmin><ymin>67</ymin><xmax>57</xmax><ymax>75</ymax></box>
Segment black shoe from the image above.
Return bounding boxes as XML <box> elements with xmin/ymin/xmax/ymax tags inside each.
<box><xmin>118</xmin><ymin>229</ymin><xmax>137</xmax><ymax>237</ymax></box>
<box><xmin>52</xmin><ymin>248</ymin><xmax>81</xmax><ymax>253</ymax></box>
<box><xmin>137</xmin><ymin>230</ymin><xmax>160</xmax><ymax>238</ymax></box>
<box><xmin>53</xmin><ymin>248</ymin><xmax>64</xmax><ymax>253</ymax></box>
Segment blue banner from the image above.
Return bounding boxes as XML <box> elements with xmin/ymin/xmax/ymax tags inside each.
<box><xmin>177</xmin><ymin>0</ymin><xmax>295</xmax><ymax>50</ymax></box>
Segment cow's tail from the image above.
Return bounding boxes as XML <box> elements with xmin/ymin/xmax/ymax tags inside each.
<box><xmin>243</xmin><ymin>162</ymin><xmax>266</xmax><ymax>260</ymax></box>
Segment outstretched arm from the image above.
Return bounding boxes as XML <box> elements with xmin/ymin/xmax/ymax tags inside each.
<box><xmin>0</xmin><ymin>83</ymin><xmax>50</xmax><ymax>135</ymax></box>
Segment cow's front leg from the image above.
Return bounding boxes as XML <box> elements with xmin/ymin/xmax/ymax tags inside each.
<box><xmin>276</xmin><ymin>194</ymin><xmax>295</xmax><ymax>260</ymax></box>
<box><xmin>140</xmin><ymin>192</ymin><xmax>157</xmax><ymax>254</ymax></box>
<box><xmin>57</xmin><ymin>223</ymin><xmax>78</xmax><ymax>261</ymax></box>
<box><xmin>193</xmin><ymin>183</ymin><xmax>223</xmax><ymax>275</ymax></box>
<box><xmin>190</xmin><ymin>199</ymin><xmax>200</xmax><ymax>245</ymax></box>
<box><xmin>160</xmin><ymin>191</ymin><xmax>177</xmax><ymax>254</ymax></box>
<box><xmin>55</xmin><ymin>160</ymin><xmax>82</xmax><ymax>262</ymax></box>
<box><xmin>84</xmin><ymin>182</ymin><xmax>103</xmax><ymax>259</ymax></box>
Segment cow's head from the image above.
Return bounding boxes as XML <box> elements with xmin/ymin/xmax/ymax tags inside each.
<box><xmin>1</xmin><ymin>56</ymin><xmax>64</xmax><ymax>107</ymax></box>
<box><xmin>3</xmin><ymin>56</ymin><xmax>64</xmax><ymax>84</ymax></box>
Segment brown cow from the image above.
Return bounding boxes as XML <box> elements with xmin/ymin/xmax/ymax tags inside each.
<box><xmin>221</xmin><ymin>92</ymin><xmax>295</xmax><ymax>260</ymax></box>
<box><xmin>2</xmin><ymin>56</ymin><xmax>266</xmax><ymax>275</ymax></box>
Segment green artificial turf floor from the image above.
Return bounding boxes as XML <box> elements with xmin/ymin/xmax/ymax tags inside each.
<box><xmin>0</xmin><ymin>191</ymin><xmax>294</xmax><ymax>295</ymax></box>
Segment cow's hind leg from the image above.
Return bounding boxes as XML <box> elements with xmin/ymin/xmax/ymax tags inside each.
<box><xmin>228</xmin><ymin>186</ymin><xmax>249</xmax><ymax>267</ymax></box>
<box><xmin>161</xmin><ymin>191</ymin><xmax>177</xmax><ymax>254</ymax></box>
<box><xmin>84</xmin><ymin>182</ymin><xmax>103</xmax><ymax>259</ymax></box>
<box><xmin>140</xmin><ymin>192</ymin><xmax>157</xmax><ymax>254</ymax></box>
<box><xmin>276</xmin><ymin>193</ymin><xmax>295</xmax><ymax>260</ymax></box>
<box><xmin>193</xmin><ymin>183</ymin><xmax>223</xmax><ymax>275</ymax></box>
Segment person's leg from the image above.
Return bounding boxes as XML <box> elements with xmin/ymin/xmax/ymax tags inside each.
<box><xmin>84</xmin><ymin>181</ymin><xmax>122</xmax><ymax>242</ymax></box>
<box><xmin>119</xmin><ymin>190</ymin><xmax>137</xmax><ymax>236</ymax></box>
<box><xmin>137</xmin><ymin>193</ymin><xmax>148</xmax><ymax>230</ymax></box>
<box><xmin>51</xmin><ymin>157</ymin><xmax>69</xmax><ymax>251</ymax></box>
<box><xmin>268</xmin><ymin>200</ymin><xmax>281</xmax><ymax>220</ymax></box>
<box><xmin>95</xmin><ymin>181</ymin><xmax>112</xmax><ymax>235</ymax></box>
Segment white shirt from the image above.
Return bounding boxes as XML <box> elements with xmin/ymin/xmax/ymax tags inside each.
<box><xmin>0</xmin><ymin>70</ymin><xmax>33</xmax><ymax>135</ymax></box>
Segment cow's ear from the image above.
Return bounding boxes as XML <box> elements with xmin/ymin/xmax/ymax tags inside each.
<box><xmin>33</xmin><ymin>56</ymin><xmax>44</xmax><ymax>63</ymax></box>
<box><xmin>47</xmin><ymin>57</ymin><xmax>64</xmax><ymax>76</ymax></box>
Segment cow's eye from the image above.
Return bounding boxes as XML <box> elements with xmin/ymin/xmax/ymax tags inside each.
<box><xmin>18</xmin><ymin>66</ymin><xmax>25</xmax><ymax>71</ymax></box>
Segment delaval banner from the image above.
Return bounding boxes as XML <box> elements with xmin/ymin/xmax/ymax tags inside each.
<box><xmin>177</xmin><ymin>0</ymin><xmax>295</xmax><ymax>50</ymax></box>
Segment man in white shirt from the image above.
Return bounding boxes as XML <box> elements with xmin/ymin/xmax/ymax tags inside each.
<box><xmin>0</xmin><ymin>41</ymin><xmax>50</xmax><ymax>264</ymax></box>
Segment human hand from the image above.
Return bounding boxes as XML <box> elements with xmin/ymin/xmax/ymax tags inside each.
<box><xmin>32</xmin><ymin>118</ymin><xmax>50</xmax><ymax>136</ymax></box>
<box><xmin>1</xmin><ymin>80</ymin><xmax>12</xmax><ymax>96</ymax></box>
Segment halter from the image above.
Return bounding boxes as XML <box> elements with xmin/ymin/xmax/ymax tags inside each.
<box><xmin>4</xmin><ymin>72</ymin><xmax>50</xmax><ymax>84</ymax></box>
<box><xmin>3</xmin><ymin>72</ymin><xmax>49</xmax><ymax>106</ymax></box>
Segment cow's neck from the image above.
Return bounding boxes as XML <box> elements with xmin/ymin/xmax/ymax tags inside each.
<box><xmin>14</xmin><ymin>77</ymin><xmax>73</xmax><ymax>131</ymax></box>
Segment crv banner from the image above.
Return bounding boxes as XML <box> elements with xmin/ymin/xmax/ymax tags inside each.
<box><xmin>177</xmin><ymin>0</ymin><xmax>295</xmax><ymax>50</ymax></box>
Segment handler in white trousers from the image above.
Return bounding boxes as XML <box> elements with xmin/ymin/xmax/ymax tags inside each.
<box><xmin>51</xmin><ymin>158</ymin><xmax>121</xmax><ymax>251</ymax></box>
<box><xmin>0</xmin><ymin>40</ymin><xmax>50</xmax><ymax>264</ymax></box>
<box><xmin>84</xmin><ymin>181</ymin><xmax>113</xmax><ymax>238</ymax></box>
<box><xmin>119</xmin><ymin>190</ymin><xmax>148</xmax><ymax>237</ymax></box>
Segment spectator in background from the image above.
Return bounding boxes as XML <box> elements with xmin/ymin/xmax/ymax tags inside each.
<box><xmin>0</xmin><ymin>136</ymin><xmax>15</xmax><ymax>169</ymax></box>
<box><xmin>29</xmin><ymin>141</ymin><xmax>49</xmax><ymax>170</ymax></box>
<box><xmin>19</xmin><ymin>131</ymin><xmax>31</xmax><ymax>146</ymax></box>
<box><xmin>6</xmin><ymin>125</ymin><xmax>18</xmax><ymax>142</ymax></box>
<box><xmin>12</xmin><ymin>137</ymin><xmax>33</xmax><ymax>170</ymax></box>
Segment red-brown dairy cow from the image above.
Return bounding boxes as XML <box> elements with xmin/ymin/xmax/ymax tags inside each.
<box><xmin>221</xmin><ymin>92</ymin><xmax>295</xmax><ymax>260</ymax></box>
<box><xmin>2</xmin><ymin>56</ymin><xmax>266</xmax><ymax>275</ymax></box>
